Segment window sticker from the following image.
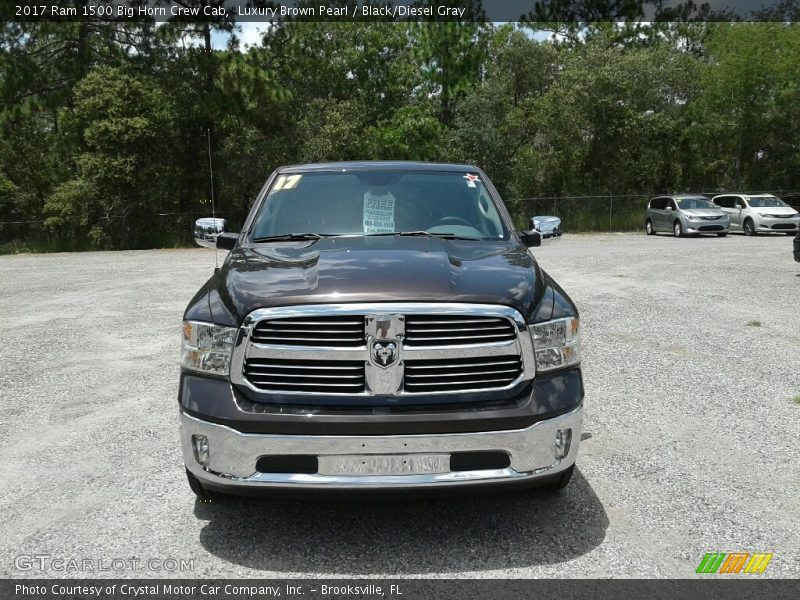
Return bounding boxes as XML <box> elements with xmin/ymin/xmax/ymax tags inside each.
<box><xmin>463</xmin><ymin>173</ymin><xmax>480</xmax><ymax>188</ymax></box>
<box><xmin>363</xmin><ymin>190</ymin><xmax>396</xmax><ymax>233</ymax></box>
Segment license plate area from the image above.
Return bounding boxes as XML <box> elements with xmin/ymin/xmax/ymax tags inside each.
<box><xmin>317</xmin><ymin>453</ymin><xmax>449</xmax><ymax>476</ymax></box>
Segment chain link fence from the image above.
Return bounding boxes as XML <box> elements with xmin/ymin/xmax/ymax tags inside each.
<box><xmin>0</xmin><ymin>212</ymin><xmax>219</xmax><ymax>254</ymax></box>
<box><xmin>514</xmin><ymin>194</ymin><xmax>644</xmax><ymax>232</ymax></box>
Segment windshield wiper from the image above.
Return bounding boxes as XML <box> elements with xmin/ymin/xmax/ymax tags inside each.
<box><xmin>365</xmin><ymin>231</ymin><xmax>481</xmax><ymax>241</ymax></box>
<box><xmin>251</xmin><ymin>233</ymin><xmax>333</xmax><ymax>242</ymax></box>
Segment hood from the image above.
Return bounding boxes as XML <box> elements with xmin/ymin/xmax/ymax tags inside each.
<box><xmin>752</xmin><ymin>207</ymin><xmax>798</xmax><ymax>216</ymax></box>
<box><xmin>683</xmin><ymin>208</ymin><xmax>727</xmax><ymax>218</ymax></box>
<box><xmin>190</xmin><ymin>236</ymin><xmax>557</xmax><ymax>327</ymax></box>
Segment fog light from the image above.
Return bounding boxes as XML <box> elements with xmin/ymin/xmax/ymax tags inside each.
<box><xmin>192</xmin><ymin>434</ymin><xmax>209</xmax><ymax>466</ymax></box>
<box><xmin>555</xmin><ymin>429</ymin><xmax>572</xmax><ymax>460</ymax></box>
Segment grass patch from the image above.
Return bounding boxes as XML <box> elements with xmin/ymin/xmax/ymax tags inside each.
<box><xmin>746</xmin><ymin>320</ymin><xmax>762</xmax><ymax>327</ymax></box>
<box><xmin>793</xmin><ymin>396</ymin><xmax>800</xmax><ymax>406</ymax></box>
<box><xmin>0</xmin><ymin>239</ymin><xmax>60</xmax><ymax>255</ymax></box>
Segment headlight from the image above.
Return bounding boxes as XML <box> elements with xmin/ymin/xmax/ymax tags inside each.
<box><xmin>181</xmin><ymin>320</ymin><xmax>237</xmax><ymax>376</ymax></box>
<box><xmin>530</xmin><ymin>317</ymin><xmax>581</xmax><ymax>372</ymax></box>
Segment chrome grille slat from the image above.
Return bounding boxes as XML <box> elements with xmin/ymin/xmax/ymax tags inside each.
<box><xmin>404</xmin><ymin>315</ymin><xmax>515</xmax><ymax>347</ymax></box>
<box><xmin>405</xmin><ymin>333</ymin><xmax>513</xmax><ymax>341</ymax></box>
<box><xmin>406</xmin><ymin>368</ymin><xmax>520</xmax><ymax>379</ymax></box>
<box><xmin>405</xmin><ymin>378</ymin><xmax>513</xmax><ymax>388</ymax></box>
<box><xmin>267</xmin><ymin>320</ymin><xmax>364</xmax><ymax>326</ymax></box>
<box><xmin>405</xmin><ymin>318</ymin><xmax>506</xmax><ymax>324</ymax></box>
<box><xmin>257</xmin><ymin>328</ymin><xmax>364</xmax><ymax>334</ymax></box>
<box><xmin>243</xmin><ymin>358</ymin><xmax>365</xmax><ymax>393</ymax></box>
<box><xmin>247</xmin><ymin>381</ymin><xmax>364</xmax><ymax>389</ymax></box>
<box><xmin>406</xmin><ymin>359</ymin><xmax>519</xmax><ymax>370</ymax></box>
<box><xmin>248</xmin><ymin>365</ymin><xmax>361</xmax><ymax>373</ymax></box>
<box><xmin>251</xmin><ymin>315</ymin><xmax>365</xmax><ymax>347</ymax></box>
<box><xmin>406</xmin><ymin>325</ymin><xmax>511</xmax><ymax>333</ymax></box>
<box><xmin>247</xmin><ymin>372</ymin><xmax>364</xmax><ymax>380</ymax></box>
<box><xmin>252</xmin><ymin>336</ymin><xmax>363</xmax><ymax>343</ymax></box>
<box><xmin>403</xmin><ymin>354</ymin><xmax>522</xmax><ymax>393</ymax></box>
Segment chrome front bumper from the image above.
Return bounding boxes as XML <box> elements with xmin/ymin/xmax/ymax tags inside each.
<box><xmin>180</xmin><ymin>406</ymin><xmax>583</xmax><ymax>490</ymax></box>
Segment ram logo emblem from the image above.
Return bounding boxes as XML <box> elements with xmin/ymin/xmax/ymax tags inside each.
<box><xmin>370</xmin><ymin>340</ymin><xmax>398</xmax><ymax>368</ymax></box>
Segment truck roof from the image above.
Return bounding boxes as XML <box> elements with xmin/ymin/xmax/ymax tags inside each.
<box><xmin>277</xmin><ymin>161</ymin><xmax>480</xmax><ymax>174</ymax></box>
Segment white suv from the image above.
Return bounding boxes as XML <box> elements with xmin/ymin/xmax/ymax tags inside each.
<box><xmin>712</xmin><ymin>194</ymin><xmax>799</xmax><ymax>236</ymax></box>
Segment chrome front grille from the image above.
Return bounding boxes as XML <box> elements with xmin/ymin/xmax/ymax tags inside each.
<box><xmin>250</xmin><ymin>316</ymin><xmax>365</xmax><ymax>347</ymax></box>
<box><xmin>243</xmin><ymin>358</ymin><xmax>365</xmax><ymax>393</ymax></box>
<box><xmin>404</xmin><ymin>356</ymin><xmax>523</xmax><ymax>393</ymax></box>
<box><xmin>231</xmin><ymin>303</ymin><xmax>536</xmax><ymax>398</ymax></box>
<box><xmin>404</xmin><ymin>315</ymin><xmax>516</xmax><ymax>346</ymax></box>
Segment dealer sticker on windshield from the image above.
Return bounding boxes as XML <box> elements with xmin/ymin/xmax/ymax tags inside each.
<box><xmin>363</xmin><ymin>191</ymin><xmax>396</xmax><ymax>233</ymax></box>
<box><xmin>464</xmin><ymin>173</ymin><xmax>480</xmax><ymax>188</ymax></box>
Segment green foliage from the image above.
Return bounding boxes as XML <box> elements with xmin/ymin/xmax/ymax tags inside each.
<box><xmin>689</xmin><ymin>23</ymin><xmax>800</xmax><ymax>190</ymax></box>
<box><xmin>43</xmin><ymin>67</ymin><xmax>177</xmax><ymax>249</ymax></box>
<box><xmin>1</xmin><ymin>21</ymin><xmax>799</xmax><ymax>250</ymax></box>
<box><xmin>413</xmin><ymin>20</ymin><xmax>488</xmax><ymax>124</ymax></box>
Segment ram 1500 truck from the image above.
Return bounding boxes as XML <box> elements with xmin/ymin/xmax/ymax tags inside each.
<box><xmin>180</xmin><ymin>162</ymin><xmax>583</xmax><ymax>499</ymax></box>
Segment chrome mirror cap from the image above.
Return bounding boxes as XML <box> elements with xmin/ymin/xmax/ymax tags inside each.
<box><xmin>194</xmin><ymin>218</ymin><xmax>227</xmax><ymax>248</ymax></box>
<box><xmin>529</xmin><ymin>216</ymin><xmax>562</xmax><ymax>240</ymax></box>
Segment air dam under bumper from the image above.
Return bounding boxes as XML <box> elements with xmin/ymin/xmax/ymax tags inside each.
<box><xmin>181</xmin><ymin>406</ymin><xmax>583</xmax><ymax>490</ymax></box>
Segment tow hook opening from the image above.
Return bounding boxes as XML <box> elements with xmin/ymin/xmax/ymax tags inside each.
<box><xmin>192</xmin><ymin>434</ymin><xmax>210</xmax><ymax>467</ymax></box>
<box><xmin>555</xmin><ymin>428</ymin><xmax>572</xmax><ymax>460</ymax></box>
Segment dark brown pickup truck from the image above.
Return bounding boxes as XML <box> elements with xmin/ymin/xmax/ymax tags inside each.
<box><xmin>179</xmin><ymin>161</ymin><xmax>583</xmax><ymax>499</ymax></box>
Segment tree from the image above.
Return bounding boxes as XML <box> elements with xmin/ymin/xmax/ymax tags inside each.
<box><xmin>412</xmin><ymin>11</ymin><xmax>487</xmax><ymax>126</ymax></box>
<box><xmin>688</xmin><ymin>23</ymin><xmax>800</xmax><ymax>190</ymax></box>
<box><xmin>43</xmin><ymin>68</ymin><xmax>177</xmax><ymax>248</ymax></box>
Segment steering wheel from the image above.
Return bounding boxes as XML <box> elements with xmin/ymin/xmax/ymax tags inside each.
<box><xmin>435</xmin><ymin>216</ymin><xmax>472</xmax><ymax>227</ymax></box>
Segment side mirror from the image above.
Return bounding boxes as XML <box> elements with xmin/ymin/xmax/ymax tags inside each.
<box><xmin>194</xmin><ymin>218</ymin><xmax>227</xmax><ymax>249</ymax></box>
<box><xmin>529</xmin><ymin>216</ymin><xmax>563</xmax><ymax>240</ymax></box>
<box><xmin>216</xmin><ymin>232</ymin><xmax>239</xmax><ymax>250</ymax></box>
<box><xmin>520</xmin><ymin>229</ymin><xmax>541</xmax><ymax>248</ymax></box>
<box><xmin>735</xmin><ymin>203</ymin><xmax>744</xmax><ymax>209</ymax></box>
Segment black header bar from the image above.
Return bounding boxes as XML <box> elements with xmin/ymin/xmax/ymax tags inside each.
<box><xmin>3</xmin><ymin>579</ymin><xmax>800</xmax><ymax>600</ymax></box>
<box><xmin>4</xmin><ymin>0</ymin><xmax>799</xmax><ymax>23</ymax></box>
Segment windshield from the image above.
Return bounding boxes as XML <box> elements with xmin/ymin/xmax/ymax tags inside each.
<box><xmin>249</xmin><ymin>170</ymin><xmax>508</xmax><ymax>241</ymax></box>
<box><xmin>747</xmin><ymin>196</ymin><xmax>787</xmax><ymax>208</ymax></box>
<box><xmin>677</xmin><ymin>198</ymin><xmax>716</xmax><ymax>210</ymax></box>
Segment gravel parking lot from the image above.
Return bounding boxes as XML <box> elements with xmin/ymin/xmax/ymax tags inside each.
<box><xmin>1</xmin><ymin>233</ymin><xmax>798</xmax><ymax>579</ymax></box>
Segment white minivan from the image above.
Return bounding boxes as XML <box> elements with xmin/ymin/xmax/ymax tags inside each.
<box><xmin>712</xmin><ymin>194</ymin><xmax>800</xmax><ymax>236</ymax></box>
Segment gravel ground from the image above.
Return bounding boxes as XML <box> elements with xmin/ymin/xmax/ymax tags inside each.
<box><xmin>0</xmin><ymin>232</ymin><xmax>798</xmax><ymax>579</ymax></box>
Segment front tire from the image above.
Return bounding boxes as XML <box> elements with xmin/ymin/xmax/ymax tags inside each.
<box><xmin>743</xmin><ymin>219</ymin><xmax>756</xmax><ymax>236</ymax></box>
<box><xmin>186</xmin><ymin>468</ymin><xmax>222</xmax><ymax>502</ymax></box>
<box><xmin>543</xmin><ymin>464</ymin><xmax>575</xmax><ymax>491</ymax></box>
<box><xmin>645</xmin><ymin>220</ymin><xmax>655</xmax><ymax>235</ymax></box>
<box><xmin>673</xmin><ymin>220</ymin><xmax>683</xmax><ymax>237</ymax></box>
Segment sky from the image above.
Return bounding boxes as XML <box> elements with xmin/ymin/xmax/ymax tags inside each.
<box><xmin>211</xmin><ymin>22</ymin><xmax>552</xmax><ymax>50</ymax></box>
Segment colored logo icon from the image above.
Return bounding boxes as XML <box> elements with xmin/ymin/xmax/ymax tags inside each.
<box><xmin>696</xmin><ymin>552</ymin><xmax>773</xmax><ymax>574</ymax></box>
